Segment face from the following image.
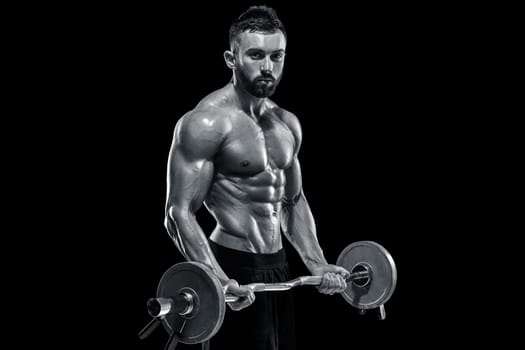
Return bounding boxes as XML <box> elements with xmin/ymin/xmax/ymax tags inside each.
<box><xmin>232</xmin><ymin>31</ymin><xmax>286</xmax><ymax>98</ymax></box>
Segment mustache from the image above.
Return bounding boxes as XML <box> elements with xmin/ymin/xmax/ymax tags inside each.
<box><xmin>255</xmin><ymin>70</ymin><xmax>276</xmax><ymax>82</ymax></box>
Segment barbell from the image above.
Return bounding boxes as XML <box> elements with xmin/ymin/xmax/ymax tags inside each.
<box><xmin>138</xmin><ymin>240</ymin><xmax>397</xmax><ymax>349</ymax></box>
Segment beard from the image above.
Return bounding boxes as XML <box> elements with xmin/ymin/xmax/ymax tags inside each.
<box><xmin>236</xmin><ymin>69</ymin><xmax>282</xmax><ymax>98</ymax></box>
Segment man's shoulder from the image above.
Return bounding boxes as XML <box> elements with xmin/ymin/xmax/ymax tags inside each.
<box><xmin>173</xmin><ymin>107</ymin><xmax>231</xmax><ymax>153</ymax></box>
<box><xmin>268</xmin><ymin>103</ymin><xmax>302</xmax><ymax>139</ymax></box>
<box><xmin>178</xmin><ymin>105</ymin><xmax>232</xmax><ymax>135</ymax></box>
<box><xmin>181</xmin><ymin>85</ymin><xmax>237</xmax><ymax>126</ymax></box>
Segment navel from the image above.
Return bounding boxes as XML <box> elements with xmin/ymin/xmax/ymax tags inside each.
<box><xmin>240</xmin><ymin>160</ymin><xmax>250</xmax><ymax>167</ymax></box>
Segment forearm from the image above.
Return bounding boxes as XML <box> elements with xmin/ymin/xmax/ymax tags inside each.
<box><xmin>166</xmin><ymin>209</ymin><xmax>230</xmax><ymax>284</ymax></box>
<box><xmin>281</xmin><ymin>193</ymin><xmax>327</xmax><ymax>272</ymax></box>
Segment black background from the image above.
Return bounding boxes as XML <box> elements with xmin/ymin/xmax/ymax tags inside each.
<box><xmin>31</xmin><ymin>1</ymin><xmax>486</xmax><ymax>348</ymax></box>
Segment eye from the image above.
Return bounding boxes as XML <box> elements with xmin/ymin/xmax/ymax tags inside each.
<box><xmin>271</xmin><ymin>52</ymin><xmax>285</xmax><ymax>61</ymax></box>
<box><xmin>249</xmin><ymin>52</ymin><xmax>264</xmax><ymax>60</ymax></box>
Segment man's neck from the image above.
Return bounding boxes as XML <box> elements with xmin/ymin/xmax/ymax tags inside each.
<box><xmin>231</xmin><ymin>82</ymin><xmax>267</xmax><ymax>120</ymax></box>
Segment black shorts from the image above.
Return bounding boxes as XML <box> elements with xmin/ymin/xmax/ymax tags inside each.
<box><xmin>203</xmin><ymin>241</ymin><xmax>296</xmax><ymax>350</ymax></box>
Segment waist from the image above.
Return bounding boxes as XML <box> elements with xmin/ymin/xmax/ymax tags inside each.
<box><xmin>209</xmin><ymin>240</ymin><xmax>287</xmax><ymax>269</ymax></box>
<box><xmin>210</xmin><ymin>225</ymin><xmax>283</xmax><ymax>253</ymax></box>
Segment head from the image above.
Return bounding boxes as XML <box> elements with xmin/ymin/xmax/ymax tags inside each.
<box><xmin>224</xmin><ymin>6</ymin><xmax>287</xmax><ymax>98</ymax></box>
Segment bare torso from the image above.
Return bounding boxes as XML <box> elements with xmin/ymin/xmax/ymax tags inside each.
<box><xmin>199</xmin><ymin>87</ymin><xmax>297</xmax><ymax>253</ymax></box>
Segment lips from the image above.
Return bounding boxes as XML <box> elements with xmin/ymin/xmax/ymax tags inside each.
<box><xmin>257</xmin><ymin>78</ymin><xmax>274</xmax><ymax>84</ymax></box>
<box><xmin>256</xmin><ymin>76</ymin><xmax>275</xmax><ymax>82</ymax></box>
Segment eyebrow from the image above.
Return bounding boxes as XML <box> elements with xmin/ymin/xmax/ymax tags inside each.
<box><xmin>245</xmin><ymin>48</ymin><xmax>286</xmax><ymax>53</ymax></box>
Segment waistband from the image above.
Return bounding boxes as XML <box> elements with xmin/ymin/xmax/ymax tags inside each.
<box><xmin>209</xmin><ymin>240</ymin><xmax>287</xmax><ymax>269</ymax></box>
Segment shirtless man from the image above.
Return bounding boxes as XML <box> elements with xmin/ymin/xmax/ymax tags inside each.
<box><xmin>164</xmin><ymin>6</ymin><xmax>349</xmax><ymax>349</ymax></box>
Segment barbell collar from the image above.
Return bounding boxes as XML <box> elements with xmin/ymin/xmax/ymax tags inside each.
<box><xmin>147</xmin><ymin>293</ymin><xmax>194</xmax><ymax>317</ymax></box>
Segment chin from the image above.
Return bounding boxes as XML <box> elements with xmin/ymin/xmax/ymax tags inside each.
<box><xmin>251</xmin><ymin>85</ymin><xmax>277</xmax><ymax>98</ymax></box>
<box><xmin>252</xmin><ymin>91</ymin><xmax>274</xmax><ymax>98</ymax></box>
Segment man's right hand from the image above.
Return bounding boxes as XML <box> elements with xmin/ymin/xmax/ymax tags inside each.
<box><xmin>223</xmin><ymin>279</ymin><xmax>255</xmax><ymax>311</ymax></box>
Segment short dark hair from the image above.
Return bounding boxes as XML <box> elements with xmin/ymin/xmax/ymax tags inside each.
<box><xmin>229</xmin><ymin>5</ymin><xmax>287</xmax><ymax>50</ymax></box>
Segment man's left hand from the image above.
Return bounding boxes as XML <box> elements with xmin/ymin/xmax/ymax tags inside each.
<box><xmin>310</xmin><ymin>264</ymin><xmax>350</xmax><ymax>295</ymax></box>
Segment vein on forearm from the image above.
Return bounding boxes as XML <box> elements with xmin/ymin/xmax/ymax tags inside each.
<box><xmin>281</xmin><ymin>194</ymin><xmax>327</xmax><ymax>269</ymax></box>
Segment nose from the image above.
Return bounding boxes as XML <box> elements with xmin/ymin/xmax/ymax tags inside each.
<box><xmin>261</xmin><ymin>57</ymin><xmax>273</xmax><ymax>72</ymax></box>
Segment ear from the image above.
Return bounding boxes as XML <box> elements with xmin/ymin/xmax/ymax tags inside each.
<box><xmin>223</xmin><ymin>50</ymin><xmax>236</xmax><ymax>69</ymax></box>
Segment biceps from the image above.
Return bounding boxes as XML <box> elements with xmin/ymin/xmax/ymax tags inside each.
<box><xmin>284</xmin><ymin>157</ymin><xmax>302</xmax><ymax>201</ymax></box>
<box><xmin>166</xmin><ymin>150</ymin><xmax>214</xmax><ymax>214</ymax></box>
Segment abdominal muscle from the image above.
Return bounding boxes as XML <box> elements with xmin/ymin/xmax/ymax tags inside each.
<box><xmin>206</xmin><ymin>171</ymin><xmax>285</xmax><ymax>253</ymax></box>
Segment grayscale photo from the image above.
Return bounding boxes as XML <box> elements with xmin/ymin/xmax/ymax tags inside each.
<box><xmin>137</xmin><ymin>5</ymin><xmax>400</xmax><ymax>349</ymax></box>
<box><xmin>44</xmin><ymin>1</ymin><xmax>483</xmax><ymax>349</ymax></box>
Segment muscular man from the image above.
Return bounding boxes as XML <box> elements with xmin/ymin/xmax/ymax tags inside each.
<box><xmin>165</xmin><ymin>6</ymin><xmax>349</xmax><ymax>349</ymax></box>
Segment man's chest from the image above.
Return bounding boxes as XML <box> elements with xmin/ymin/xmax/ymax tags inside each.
<box><xmin>215</xmin><ymin>115</ymin><xmax>295</xmax><ymax>175</ymax></box>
